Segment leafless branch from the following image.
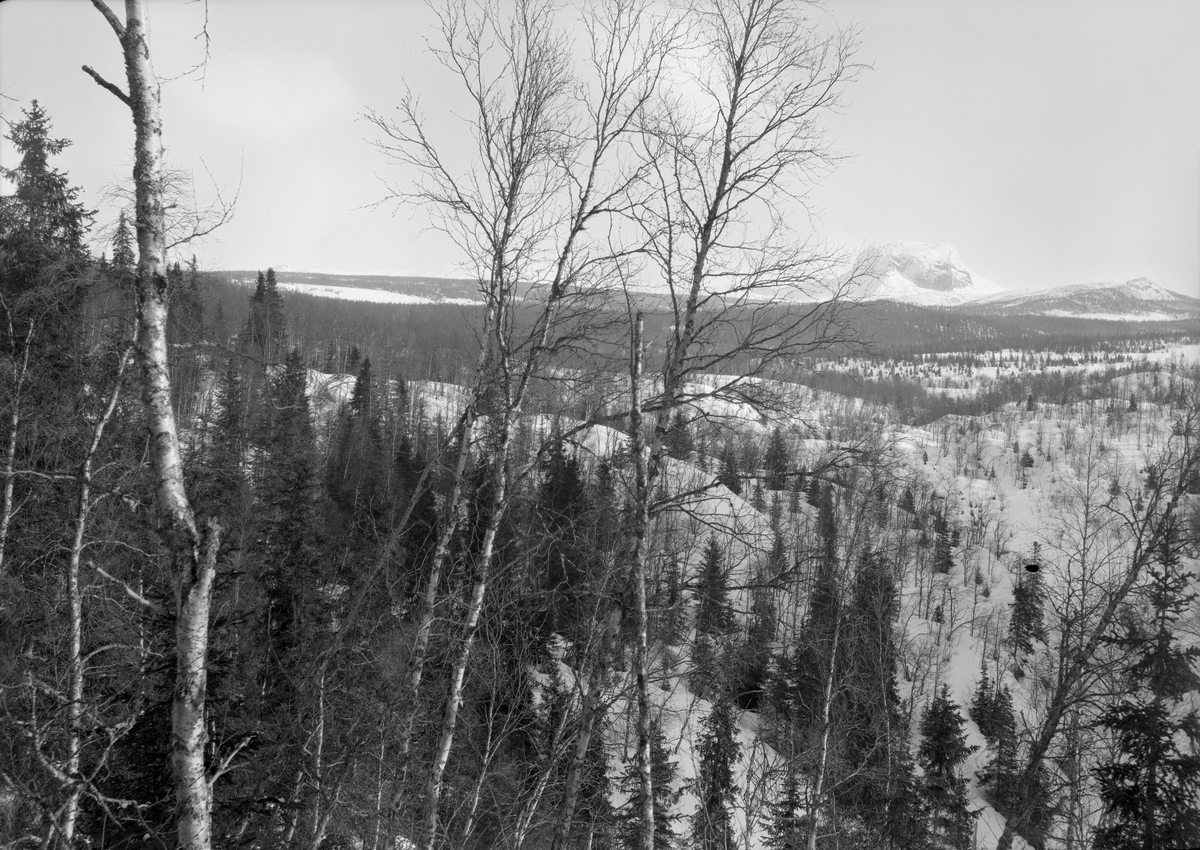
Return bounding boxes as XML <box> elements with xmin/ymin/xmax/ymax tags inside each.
<box><xmin>81</xmin><ymin>65</ymin><xmax>132</xmax><ymax>107</ymax></box>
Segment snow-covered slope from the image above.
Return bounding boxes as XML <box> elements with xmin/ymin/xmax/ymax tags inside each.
<box><xmin>855</xmin><ymin>243</ymin><xmax>1006</xmax><ymax>306</ymax></box>
<box><xmin>965</xmin><ymin>277</ymin><xmax>1200</xmax><ymax>319</ymax></box>
<box><xmin>226</xmin><ymin>269</ymin><xmax>482</xmax><ymax>305</ymax></box>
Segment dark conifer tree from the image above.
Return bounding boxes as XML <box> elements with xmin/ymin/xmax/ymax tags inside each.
<box><xmin>1093</xmin><ymin>525</ymin><xmax>1200</xmax><ymax>850</ymax></box>
<box><xmin>0</xmin><ymin>100</ymin><xmax>93</xmax><ymax>442</ymax></box>
<box><xmin>193</xmin><ymin>353</ymin><xmax>249</xmax><ymax>524</ymax></box>
<box><xmin>786</xmin><ymin>545</ymin><xmax>841</xmax><ymax>728</ymax></box>
<box><xmin>1009</xmin><ymin>568</ymin><xmax>1047</xmax><ymax>655</ymax></box>
<box><xmin>789</xmin><ymin>469</ymin><xmax>804</xmax><ymax>514</ymax></box>
<box><xmin>665</xmin><ymin>410</ymin><xmax>695</xmax><ymax>460</ymax></box>
<box><xmin>717</xmin><ymin>442</ymin><xmax>742</xmax><ymax>496</ymax></box>
<box><xmin>617</xmin><ymin>719</ymin><xmax>679</xmax><ymax>850</ymax></box>
<box><xmin>243</xmin><ymin>267</ymin><xmax>288</xmax><ymax>366</ymax></box>
<box><xmin>763</xmin><ymin>426</ymin><xmax>790</xmax><ymax>490</ymax></box>
<box><xmin>765</xmin><ymin>760</ymin><xmax>805</xmax><ymax>850</ymax></box>
<box><xmin>838</xmin><ymin>549</ymin><xmax>905</xmax><ymax>829</ymax></box>
<box><xmin>328</xmin><ymin>354</ymin><xmax>387</xmax><ymax>524</ymax></box>
<box><xmin>970</xmin><ymin>657</ymin><xmax>996</xmax><ymax>741</ymax></box>
<box><xmin>695</xmin><ymin>535</ymin><xmax>736</xmax><ymax>639</ymax></box>
<box><xmin>918</xmin><ymin>685</ymin><xmax>977</xmax><ymax>850</ymax></box>
<box><xmin>978</xmin><ymin>685</ymin><xmax>1019</xmax><ymax>813</ymax></box>
<box><xmin>806</xmin><ymin>474</ymin><xmax>822</xmax><ymax>508</ymax></box>
<box><xmin>110</xmin><ymin>210</ymin><xmax>135</xmax><ymax>282</ymax></box>
<box><xmin>256</xmin><ymin>347</ymin><xmax>325</xmax><ymax>694</ymax></box>
<box><xmin>536</xmin><ymin>436</ymin><xmax>590</xmax><ymax>636</ymax></box>
<box><xmin>691</xmin><ymin>693</ymin><xmax>740</xmax><ymax>850</ymax></box>
<box><xmin>693</xmin><ymin>535</ymin><xmax>736</xmax><ymax>695</ymax></box>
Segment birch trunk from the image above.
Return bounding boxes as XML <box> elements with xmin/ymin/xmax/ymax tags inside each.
<box><xmin>0</xmin><ymin>323</ymin><xmax>32</xmax><ymax>579</ymax></box>
<box><xmin>60</xmin><ymin>350</ymin><xmax>131</xmax><ymax>845</ymax></box>
<box><xmin>807</xmin><ymin>609</ymin><xmax>843</xmax><ymax>850</ymax></box>
<box><xmin>418</xmin><ymin>427</ymin><xmax>511</xmax><ymax>850</ymax></box>
<box><xmin>388</xmin><ymin>399</ymin><xmax>482</xmax><ymax>821</ymax></box>
<box><xmin>85</xmin><ymin>3</ymin><xmax>223</xmax><ymax>848</ymax></box>
<box><xmin>626</xmin><ymin>313</ymin><xmax>657</xmax><ymax>850</ymax></box>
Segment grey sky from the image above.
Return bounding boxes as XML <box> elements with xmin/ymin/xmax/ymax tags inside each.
<box><xmin>2</xmin><ymin>0</ymin><xmax>1198</xmax><ymax>295</ymax></box>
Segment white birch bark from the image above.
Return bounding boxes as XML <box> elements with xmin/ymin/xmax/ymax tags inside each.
<box><xmin>626</xmin><ymin>313</ymin><xmax>657</xmax><ymax>850</ymax></box>
<box><xmin>807</xmin><ymin>609</ymin><xmax>843</xmax><ymax>850</ymax></box>
<box><xmin>61</xmin><ymin>350</ymin><xmax>131</xmax><ymax>845</ymax></box>
<box><xmin>0</xmin><ymin>320</ymin><xmax>32</xmax><ymax>579</ymax></box>
<box><xmin>84</xmin><ymin>4</ymin><xmax>223</xmax><ymax>848</ymax></box>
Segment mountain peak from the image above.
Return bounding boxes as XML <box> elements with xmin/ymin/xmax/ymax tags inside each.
<box><xmin>856</xmin><ymin>242</ymin><xmax>1004</xmax><ymax>305</ymax></box>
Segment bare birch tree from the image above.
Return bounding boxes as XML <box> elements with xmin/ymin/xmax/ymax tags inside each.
<box><xmin>367</xmin><ymin>1</ymin><xmax>675</xmax><ymax>845</ymax></box>
<box><xmin>82</xmin><ymin>3</ymin><xmax>225</xmax><ymax>848</ymax></box>
<box><xmin>619</xmin><ymin>1</ymin><xmax>862</xmax><ymax>847</ymax></box>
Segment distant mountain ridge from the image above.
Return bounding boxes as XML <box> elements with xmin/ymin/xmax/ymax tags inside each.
<box><xmin>223</xmin><ymin>269</ymin><xmax>482</xmax><ymax>305</ymax></box>
<box><xmin>221</xmin><ymin>257</ymin><xmax>1199</xmax><ymax>320</ymax></box>
<box><xmin>850</xmin><ymin>243</ymin><xmax>1198</xmax><ymax>319</ymax></box>
<box><xmin>963</xmin><ymin>277</ymin><xmax>1200</xmax><ymax>319</ymax></box>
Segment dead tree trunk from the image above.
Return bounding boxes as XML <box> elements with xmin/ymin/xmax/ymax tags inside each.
<box><xmin>84</xmin><ymin>3</ymin><xmax>223</xmax><ymax>848</ymax></box>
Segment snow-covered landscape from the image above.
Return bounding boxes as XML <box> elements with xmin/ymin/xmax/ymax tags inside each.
<box><xmin>4</xmin><ymin>0</ymin><xmax>1200</xmax><ymax>849</ymax></box>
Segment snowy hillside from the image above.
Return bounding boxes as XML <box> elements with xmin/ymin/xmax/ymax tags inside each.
<box><xmin>226</xmin><ymin>269</ymin><xmax>483</xmax><ymax>305</ymax></box>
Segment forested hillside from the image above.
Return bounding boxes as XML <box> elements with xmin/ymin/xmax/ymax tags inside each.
<box><xmin>3</xmin><ymin>2</ymin><xmax>1200</xmax><ymax>850</ymax></box>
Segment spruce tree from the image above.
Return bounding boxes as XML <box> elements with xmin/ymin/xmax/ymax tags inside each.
<box><xmin>0</xmin><ymin>100</ymin><xmax>92</xmax><ymax>422</ymax></box>
<box><xmin>978</xmin><ymin>684</ymin><xmax>1019</xmax><ymax>813</ymax></box>
<box><xmin>838</xmin><ymin>549</ymin><xmax>917</xmax><ymax>845</ymax></box>
<box><xmin>691</xmin><ymin>693</ymin><xmax>740</xmax><ymax>850</ymax></box>
<box><xmin>256</xmin><ymin>347</ymin><xmax>325</xmax><ymax>696</ymax></box>
<box><xmin>1009</xmin><ymin>567</ymin><xmax>1047</xmax><ymax>655</ymax></box>
<box><xmin>693</xmin><ymin>535</ymin><xmax>736</xmax><ymax>695</ymax></box>
<box><xmin>763</xmin><ymin>425</ymin><xmax>790</xmax><ymax>490</ymax></box>
<box><xmin>536</xmin><ymin>436</ymin><xmax>590</xmax><ymax>637</ymax></box>
<box><xmin>717</xmin><ymin>443</ymin><xmax>742</xmax><ymax>496</ymax></box>
<box><xmin>193</xmin><ymin>353</ymin><xmax>249</xmax><ymax>524</ymax></box>
<box><xmin>328</xmin><ymin>354</ymin><xmax>386</xmax><ymax>523</ymax></box>
<box><xmin>665</xmin><ymin>410</ymin><xmax>695</xmax><ymax>460</ymax></box>
<box><xmin>617</xmin><ymin>719</ymin><xmax>680</xmax><ymax>850</ymax></box>
<box><xmin>1093</xmin><ymin>526</ymin><xmax>1200</xmax><ymax>850</ymax></box>
<box><xmin>765</xmin><ymin>760</ymin><xmax>805</xmax><ymax>850</ymax></box>
<box><xmin>970</xmin><ymin>658</ymin><xmax>995</xmax><ymax>741</ymax></box>
<box><xmin>110</xmin><ymin>210</ymin><xmax>135</xmax><ymax>282</ymax></box>
<box><xmin>918</xmin><ymin>685</ymin><xmax>977</xmax><ymax>850</ymax></box>
<box><xmin>695</xmin><ymin>535</ymin><xmax>736</xmax><ymax>639</ymax></box>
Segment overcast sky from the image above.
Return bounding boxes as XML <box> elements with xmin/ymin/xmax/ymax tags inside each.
<box><xmin>2</xmin><ymin>0</ymin><xmax>1199</xmax><ymax>295</ymax></box>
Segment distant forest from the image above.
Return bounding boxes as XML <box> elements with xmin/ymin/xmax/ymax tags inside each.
<box><xmin>201</xmin><ymin>275</ymin><xmax>1197</xmax><ymax>427</ymax></box>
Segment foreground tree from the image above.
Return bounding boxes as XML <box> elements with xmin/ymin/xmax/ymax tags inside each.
<box><xmin>368</xmin><ymin>1</ymin><xmax>676</xmax><ymax>845</ymax></box>
<box><xmin>83</xmin><ymin>3</ymin><xmax>225</xmax><ymax>847</ymax></box>
<box><xmin>622</xmin><ymin>2</ymin><xmax>863</xmax><ymax>846</ymax></box>
<box><xmin>1093</xmin><ymin>525</ymin><xmax>1200</xmax><ymax>850</ymax></box>
<box><xmin>919</xmin><ymin>685</ymin><xmax>976</xmax><ymax>850</ymax></box>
